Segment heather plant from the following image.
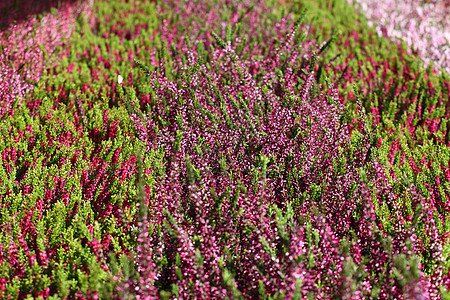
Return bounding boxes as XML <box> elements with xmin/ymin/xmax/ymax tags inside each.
<box><xmin>0</xmin><ymin>0</ymin><xmax>94</xmax><ymax>29</ymax></box>
<box><xmin>286</xmin><ymin>0</ymin><xmax>450</xmax><ymax>257</ymax></box>
<box><xmin>121</xmin><ymin>0</ymin><xmax>447</xmax><ymax>297</ymax></box>
<box><xmin>1</xmin><ymin>0</ymin><xmax>449</xmax><ymax>298</ymax></box>
<box><xmin>289</xmin><ymin>0</ymin><xmax>450</xmax><ymax>146</ymax></box>
<box><xmin>0</xmin><ymin>90</ymin><xmax>141</xmax><ymax>298</ymax></box>
<box><xmin>0</xmin><ymin>0</ymin><xmax>94</xmax><ymax>119</ymax></box>
<box><xmin>347</xmin><ymin>0</ymin><xmax>450</xmax><ymax>74</ymax></box>
<box><xmin>0</xmin><ymin>0</ymin><xmax>164</xmax><ymax>298</ymax></box>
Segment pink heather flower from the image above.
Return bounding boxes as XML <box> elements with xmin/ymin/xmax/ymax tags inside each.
<box><xmin>126</xmin><ymin>0</ymin><xmax>445</xmax><ymax>295</ymax></box>
<box><xmin>348</xmin><ymin>0</ymin><xmax>450</xmax><ymax>74</ymax></box>
<box><xmin>0</xmin><ymin>0</ymin><xmax>93</xmax><ymax>118</ymax></box>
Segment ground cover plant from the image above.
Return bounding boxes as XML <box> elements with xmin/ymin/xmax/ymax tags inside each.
<box><xmin>347</xmin><ymin>0</ymin><xmax>450</xmax><ymax>73</ymax></box>
<box><xmin>0</xmin><ymin>0</ymin><xmax>449</xmax><ymax>298</ymax></box>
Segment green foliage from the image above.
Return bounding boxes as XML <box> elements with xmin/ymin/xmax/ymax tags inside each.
<box><xmin>0</xmin><ymin>0</ymin><xmax>163</xmax><ymax>297</ymax></box>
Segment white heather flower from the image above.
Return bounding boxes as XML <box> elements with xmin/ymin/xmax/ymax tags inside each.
<box><xmin>118</xmin><ymin>74</ymin><xmax>123</xmax><ymax>84</ymax></box>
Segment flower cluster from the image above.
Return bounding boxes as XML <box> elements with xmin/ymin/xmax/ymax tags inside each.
<box><xmin>348</xmin><ymin>0</ymin><xmax>450</xmax><ymax>73</ymax></box>
<box><xmin>0</xmin><ymin>0</ymin><xmax>93</xmax><ymax>119</ymax></box>
<box><xmin>123</xmin><ymin>0</ymin><xmax>447</xmax><ymax>297</ymax></box>
<box><xmin>1</xmin><ymin>0</ymin><xmax>449</xmax><ymax>298</ymax></box>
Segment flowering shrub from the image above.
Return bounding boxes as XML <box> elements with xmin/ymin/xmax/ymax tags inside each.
<box><xmin>0</xmin><ymin>0</ymin><xmax>93</xmax><ymax>29</ymax></box>
<box><xmin>119</xmin><ymin>0</ymin><xmax>448</xmax><ymax>297</ymax></box>
<box><xmin>0</xmin><ymin>0</ymin><xmax>158</xmax><ymax>298</ymax></box>
<box><xmin>347</xmin><ymin>0</ymin><xmax>450</xmax><ymax>74</ymax></box>
<box><xmin>293</xmin><ymin>0</ymin><xmax>450</xmax><ymax>245</ymax></box>
<box><xmin>1</xmin><ymin>0</ymin><xmax>449</xmax><ymax>298</ymax></box>
<box><xmin>0</xmin><ymin>0</ymin><xmax>93</xmax><ymax>119</ymax></box>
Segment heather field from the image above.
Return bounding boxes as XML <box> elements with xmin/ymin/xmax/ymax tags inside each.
<box><xmin>0</xmin><ymin>0</ymin><xmax>449</xmax><ymax>298</ymax></box>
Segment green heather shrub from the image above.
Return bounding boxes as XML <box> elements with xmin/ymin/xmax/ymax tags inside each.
<box><xmin>0</xmin><ymin>0</ymin><xmax>162</xmax><ymax>298</ymax></box>
<box><xmin>288</xmin><ymin>0</ymin><xmax>450</xmax><ymax>240</ymax></box>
